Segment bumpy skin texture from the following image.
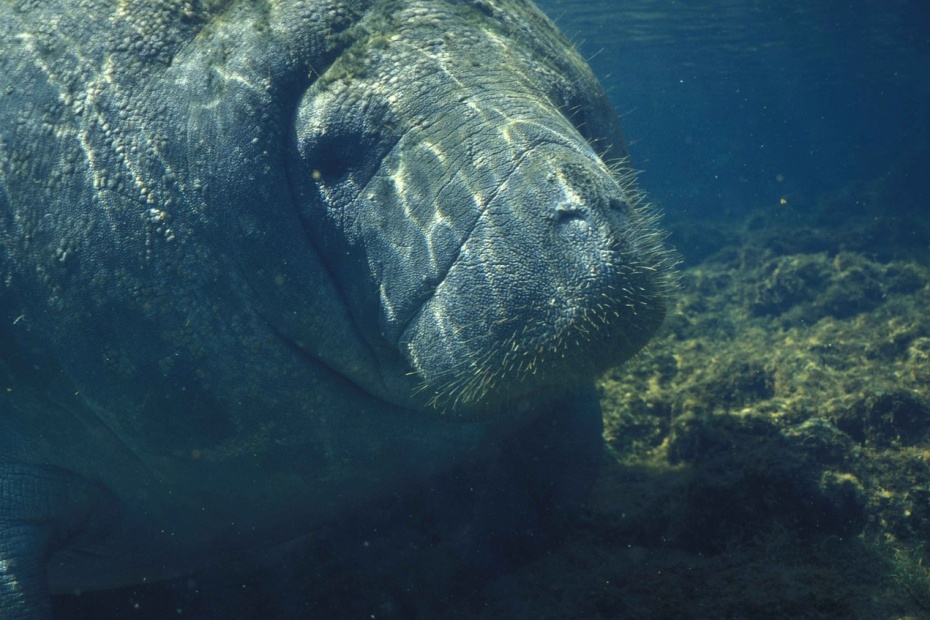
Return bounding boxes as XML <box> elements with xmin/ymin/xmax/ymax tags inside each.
<box><xmin>0</xmin><ymin>0</ymin><xmax>670</xmax><ymax>617</ymax></box>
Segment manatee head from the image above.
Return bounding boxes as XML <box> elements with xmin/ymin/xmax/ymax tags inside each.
<box><xmin>290</xmin><ymin>1</ymin><xmax>674</xmax><ymax>416</ymax></box>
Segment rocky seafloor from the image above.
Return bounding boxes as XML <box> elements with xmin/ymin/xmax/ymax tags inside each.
<box><xmin>56</xmin><ymin>164</ymin><xmax>930</xmax><ymax>619</ymax></box>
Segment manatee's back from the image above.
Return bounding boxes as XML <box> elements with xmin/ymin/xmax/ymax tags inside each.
<box><xmin>0</xmin><ymin>3</ymin><xmax>237</xmax><ymax>607</ymax></box>
<box><xmin>0</xmin><ymin>0</ymin><xmax>376</xmax><ymax>608</ymax></box>
<box><xmin>0</xmin><ymin>0</ymin><xmax>237</xmax><ymax>501</ymax></box>
<box><xmin>0</xmin><ymin>0</ymin><xmax>227</xmax><ymax>417</ymax></box>
<box><xmin>0</xmin><ymin>0</ymin><xmax>362</xmax><ymax>470</ymax></box>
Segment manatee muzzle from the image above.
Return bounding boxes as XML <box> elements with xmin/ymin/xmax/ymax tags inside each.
<box><xmin>289</xmin><ymin>6</ymin><xmax>672</xmax><ymax>416</ymax></box>
<box><xmin>399</xmin><ymin>142</ymin><xmax>669</xmax><ymax>414</ymax></box>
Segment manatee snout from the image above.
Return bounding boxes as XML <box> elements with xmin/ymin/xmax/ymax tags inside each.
<box><xmin>291</xmin><ymin>5</ymin><xmax>673</xmax><ymax>415</ymax></box>
<box><xmin>400</xmin><ymin>141</ymin><xmax>671</xmax><ymax>413</ymax></box>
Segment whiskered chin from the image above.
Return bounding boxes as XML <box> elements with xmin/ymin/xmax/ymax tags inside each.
<box><xmin>401</xmin><ymin>219</ymin><xmax>672</xmax><ymax>416</ymax></box>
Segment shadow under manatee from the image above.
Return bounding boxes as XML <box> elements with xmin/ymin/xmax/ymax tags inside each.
<box><xmin>53</xmin><ymin>389</ymin><xmax>604</xmax><ymax>620</ymax></box>
<box><xmin>54</xmin><ymin>402</ymin><xmax>915</xmax><ymax>619</ymax></box>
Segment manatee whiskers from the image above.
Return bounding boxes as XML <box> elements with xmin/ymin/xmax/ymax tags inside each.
<box><xmin>402</xmin><ymin>169</ymin><xmax>676</xmax><ymax>418</ymax></box>
<box><xmin>408</xmin><ymin>271</ymin><xmax>661</xmax><ymax>416</ymax></box>
<box><xmin>603</xmin><ymin>159</ymin><xmax>680</xmax><ymax>298</ymax></box>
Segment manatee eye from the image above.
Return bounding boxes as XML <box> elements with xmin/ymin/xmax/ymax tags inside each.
<box><xmin>301</xmin><ymin>131</ymin><xmax>355</xmax><ymax>185</ymax></box>
<box><xmin>297</xmin><ymin>114</ymin><xmax>396</xmax><ymax>193</ymax></box>
<box><xmin>296</xmin><ymin>84</ymin><xmax>401</xmax><ymax>194</ymax></box>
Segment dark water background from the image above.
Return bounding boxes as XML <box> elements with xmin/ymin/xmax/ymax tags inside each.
<box><xmin>538</xmin><ymin>0</ymin><xmax>930</xmax><ymax>233</ymax></box>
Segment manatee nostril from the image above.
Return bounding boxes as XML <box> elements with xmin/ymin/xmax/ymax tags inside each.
<box><xmin>608</xmin><ymin>196</ymin><xmax>631</xmax><ymax>213</ymax></box>
<box><xmin>553</xmin><ymin>203</ymin><xmax>585</xmax><ymax>224</ymax></box>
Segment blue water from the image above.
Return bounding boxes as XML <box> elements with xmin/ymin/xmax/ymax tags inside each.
<box><xmin>538</xmin><ymin>0</ymin><xmax>930</xmax><ymax>226</ymax></box>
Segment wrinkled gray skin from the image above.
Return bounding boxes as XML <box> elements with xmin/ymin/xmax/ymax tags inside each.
<box><xmin>0</xmin><ymin>0</ymin><xmax>671</xmax><ymax>617</ymax></box>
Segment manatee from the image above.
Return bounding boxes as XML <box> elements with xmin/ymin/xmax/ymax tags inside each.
<box><xmin>0</xmin><ymin>0</ymin><xmax>673</xmax><ymax>617</ymax></box>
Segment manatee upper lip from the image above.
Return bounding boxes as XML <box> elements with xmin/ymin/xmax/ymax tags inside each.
<box><xmin>384</xmin><ymin>139</ymin><xmax>559</xmax><ymax>350</ymax></box>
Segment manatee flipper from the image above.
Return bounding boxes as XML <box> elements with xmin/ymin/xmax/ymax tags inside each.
<box><xmin>0</xmin><ymin>463</ymin><xmax>117</xmax><ymax>620</ymax></box>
